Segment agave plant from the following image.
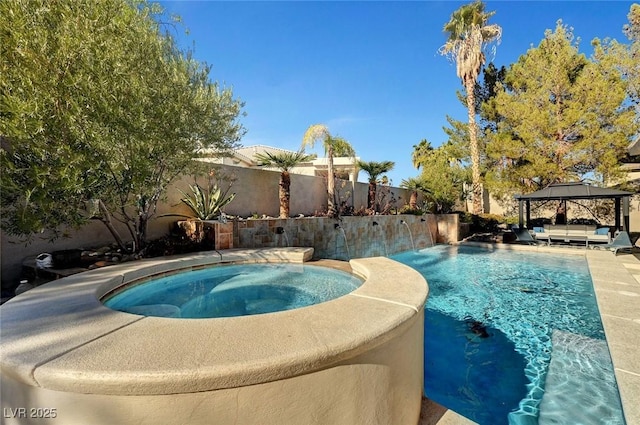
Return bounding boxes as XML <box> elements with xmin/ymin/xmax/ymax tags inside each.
<box><xmin>175</xmin><ymin>183</ymin><xmax>236</xmax><ymax>220</ymax></box>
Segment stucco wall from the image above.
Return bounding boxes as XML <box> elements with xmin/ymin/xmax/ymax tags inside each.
<box><xmin>176</xmin><ymin>165</ymin><xmax>410</xmax><ymax>218</ymax></box>
<box><xmin>1</xmin><ymin>164</ymin><xmax>415</xmax><ymax>286</ymax></box>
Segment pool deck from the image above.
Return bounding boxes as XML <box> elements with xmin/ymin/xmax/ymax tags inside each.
<box><xmin>2</xmin><ymin>243</ymin><xmax>637</xmax><ymax>424</ymax></box>
<box><xmin>590</xmin><ymin>250</ymin><xmax>640</xmax><ymax>425</ymax></box>
<box><xmin>451</xmin><ymin>242</ymin><xmax>640</xmax><ymax>425</ymax></box>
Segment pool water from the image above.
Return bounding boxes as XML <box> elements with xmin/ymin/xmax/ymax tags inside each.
<box><xmin>392</xmin><ymin>245</ymin><xmax>626</xmax><ymax>425</ymax></box>
<box><xmin>103</xmin><ymin>263</ymin><xmax>362</xmax><ymax>318</ymax></box>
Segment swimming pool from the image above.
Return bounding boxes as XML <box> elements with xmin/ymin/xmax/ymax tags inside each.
<box><xmin>103</xmin><ymin>263</ymin><xmax>363</xmax><ymax>318</ymax></box>
<box><xmin>392</xmin><ymin>245</ymin><xmax>626</xmax><ymax>425</ymax></box>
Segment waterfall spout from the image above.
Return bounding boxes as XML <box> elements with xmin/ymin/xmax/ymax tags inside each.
<box><xmin>373</xmin><ymin>221</ymin><xmax>388</xmax><ymax>256</ymax></box>
<box><xmin>275</xmin><ymin>227</ymin><xmax>290</xmax><ymax>247</ymax></box>
<box><xmin>335</xmin><ymin>223</ymin><xmax>351</xmax><ymax>260</ymax></box>
<box><xmin>401</xmin><ymin>220</ymin><xmax>416</xmax><ymax>251</ymax></box>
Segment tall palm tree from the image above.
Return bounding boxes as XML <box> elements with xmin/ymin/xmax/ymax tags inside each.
<box><xmin>254</xmin><ymin>150</ymin><xmax>314</xmax><ymax>218</ymax></box>
<box><xmin>411</xmin><ymin>139</ymin><xmax>434</xmax><ymax>170</ymax></box>
<box><xmin>400</xmin><ymin>177</ymin><xmax>428</xmax><ymax>210</ymax></box>
<box><xmin>357</xmin><ymin>160</ymin><xmax>395</xmax><ymax>211</ymax></box>
<box><xmin>301</xmin><ymin>124</ymin><xmax>356</xmax><ymax>218</ymax></box>
<box><xmin>440</xmin><ymin>1</ymin><xmax>501</xmax><ymax>215</ymax></box>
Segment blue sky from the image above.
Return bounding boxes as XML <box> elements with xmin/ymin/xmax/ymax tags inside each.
<box><xmin>160</xmin><ymin>1</ymin><xmax>635</xmax><ymax>185</ymax></box>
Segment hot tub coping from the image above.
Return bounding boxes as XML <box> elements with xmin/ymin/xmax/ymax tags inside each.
<box><xmin>0</xmin><ymin>248</ymin><xmax>428</xmax><ymax>396</ymax></box>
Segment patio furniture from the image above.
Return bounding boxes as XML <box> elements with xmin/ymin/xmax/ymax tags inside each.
<box><xmin>593</xmin><ymin>231</ymin><xmax>635</xmax><ymax>254</ymax></box>
<box><xmin>512</xmin><ymin>227</ymin><xmax>538</xmax><ymax>245</ymax></box>
<box><xmin>533</xmin><ymin>224</ymin><xmax>611</xmax><ymax>247</ymax></box>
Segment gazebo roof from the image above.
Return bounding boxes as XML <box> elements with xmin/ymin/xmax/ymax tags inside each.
<box><xmin>514</xmin><ymin>182</ymin><xmax>633</xmax><ymax>201</ymax></box>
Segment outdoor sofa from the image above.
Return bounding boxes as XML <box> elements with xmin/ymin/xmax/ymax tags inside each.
<box><xmin>532</xmin><ymin>224</ymin><xmax>611</xmax><ymax>247</ymax></box>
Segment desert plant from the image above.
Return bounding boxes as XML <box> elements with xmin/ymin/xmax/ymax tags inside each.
<box><xmin>375</xmin><ymin>178</ymin><xmax>398</xmax><ymax>215</ymax></box>
<box><xmin>358</xmin><ymin>160</ymin><xmax>395</xmax><ymax>211</ymax></box>
<box><xmin>440</xmin><ymin>1</ymin><xmax>501</xmax><ymax>214</ymax></box>
<box><xmin>401</xmin><ymin>177</ymin><xmax>430</xmax><ymax>210</ymax></box>
<box><xmin>254</xmin><ymin>150</ymin><xmax>314</xmax><ymax>218</ymax></box>
<box><xmin>301</xmin><ymin>124</ymin><xmax>356</xmax><ymax>218</ymax></box>
<box><xmin>398</xmin><ymin>205</ymin><xmax>425</xmax><ymax>215</ymax></box>
<box><xmin>176</xmin><ymin>183</ymin><xmax>236</xmax><ymax>221</ymax></box>
<box><xmin>161</xmin><ymin>181</ymin><xmax>235</xmax><ymax>244</ymax></box>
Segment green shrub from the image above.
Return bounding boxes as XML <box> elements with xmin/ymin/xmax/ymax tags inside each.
<box><xmin>398</xmin><ymin>205</ymin><xmax>425</xmax><ymax>215</ymax></box>
<box><xmin>457</xmin><ymin>212</ymin><xmax>518</xmax><ymax>233</ymax></box>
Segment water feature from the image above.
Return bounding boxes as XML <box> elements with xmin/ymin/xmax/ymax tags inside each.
<box><xmin>103</xmin><ymin>263</ymin><xmax>362</xmax><ymax>318</ymax></box>
<box><xmin>276</xmin><ymin>226</ymin><xmax>290</xmax><ymax>247</ymax></box>
<box><xmin>335</xmin><ymin>222</ymin><xmax>351</xmax><ymax>260</ymax></box>
<box><xmin>400</xmin><ymin>219</ymin><xmax>415</xmax><ymax>251</ymax></box>
<box><xmin>372</xmin><ymin>221</ymin><xmax>388</xmax><ymax>257</ymax></box>
<box><xmin>421</xmin><ymin>218</ymin><xmax>436</xmax><ymax>246</ymax></box>
<box><xmin>392</xmin><ymin>245</ymin><xmax>626</xmax><ymax>425</ymax></box>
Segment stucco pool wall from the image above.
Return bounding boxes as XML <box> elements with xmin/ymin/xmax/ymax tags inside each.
<box><xmin>1</xmin><ymin>248</ymin><xmax>428</xmax><ymax>425</ymax></box>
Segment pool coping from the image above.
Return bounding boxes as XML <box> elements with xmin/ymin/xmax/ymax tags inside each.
<box><xmin>458</xmin><ymin>241</ymin><xmax>640</xmax><ymax>425</ymax></box>
<box><xmin>0</xmin><ymin>247</ymin><xmax>428</xmax><ymax>396</ymax></box>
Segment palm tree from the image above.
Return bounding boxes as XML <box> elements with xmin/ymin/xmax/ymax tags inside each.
<box><xmin>411</xmin><ymin>139</ymin><xmax>434</xmax><ymax>170</ymax></box>
<box><xmin>301</xmin><ymin>124</ymin><xmax>356</xmax><ymax>218</ymax></box>
<box><xmin>400</xmin><ymin>177</ymin><xmax>428</xmax><ymax>210</ymax></box>
<box><xmin>254</xmin><ymin>150</ymin><xmax>314</xmax><ymax>218</ymax></box>
<box><xmin>439</xmin><ymin>1</ymin><xmax>501</xmax><ymax>215</ymax></box>
<box><xmin>357</xmin><ymin>160</ymin><xmax>395</xmax><ymax>211</ymax></box>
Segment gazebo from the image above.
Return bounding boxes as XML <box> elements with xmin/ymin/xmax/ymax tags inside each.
<box><xmin>514</xmin><ymin>182</ymin><xmax>634</xmax><ymax>231</ymax></box>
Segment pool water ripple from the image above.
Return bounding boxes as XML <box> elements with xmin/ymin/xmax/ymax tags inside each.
<box><xmin>392</xmin><ymin>245</ymin><xmax>625</xmax><ymax>425</ymax></box>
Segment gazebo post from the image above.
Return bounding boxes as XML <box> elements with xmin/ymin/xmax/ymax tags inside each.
<box><xmin>615</xmin><ymin>198</ymin><xmax>621</xmax><ymax>231</ymax></box>
<box><xmin>518</xmin><ymin>200</ymin><xmax>524</xmax><ymax>228</ymax></box>
<box><xmin>526</xmin><ymin>200</ymin><xmax>531</xmax><ymax>229</ymax></box>
<box><xmin>623</xmin><ymin>196</ymin><xmax>630</xmax><ymax>232</ymax></box>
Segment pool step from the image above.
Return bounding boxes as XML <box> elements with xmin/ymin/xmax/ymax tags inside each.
<box><xmin>538</xmin><ymin>330</ymin><xmax>625</xmax><ymax>425</ymax></box>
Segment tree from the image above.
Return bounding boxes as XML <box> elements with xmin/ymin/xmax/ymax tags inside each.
<box><xmin>301</xmin><ymin>124</ymin><xmax>356</xmax><ymax>218</ymax></box>
<box><xmin>436</xmin><ymin>64</ymin><xmax>507</xmax><ymax>196</ymax></box>
<box><xmin>357</xmin><ymin>160</ymin><xmax>395</xmax><ymax>211</ymax></box>
<box><xmin>440</xmin><ymin>1</ymin><xmax>501</xmax><ymax>214</ymax></box>
<box><xmin>0</xmin><ymin>0</ymin><xmax>245</xmax><ymax>252</ymax></box>
<box><xmin>254</xmin><ymin>151</ymin><xmax>314</xmax><ymax>218</ymax></box>
<box><xmin>590</xmin><ymin>4</ymin><xmax>640</xmax><ymax>167</ymax></box>
<box><xmin>477</xmin><ymin>63</ymin><xmax>508</xmax><ymax>134</ymax></box>
<box><xmin>485</xmin><ymin>21</ymin><xmax>636</xmax><ymax>197</ymax></box>
<box><xmin>411</xmin><ymin>139</ymin><xmax>434</xmax><ymax>169</ymax></box>
<box><xmin>623</xmin><ymin>4</ymin><xmax>640</xmax><ymax>126</ymax></box>
<box><xmin>400</xmin><ymin>177</ymin><xmax>427</xmax><ymax>210</ymax></box>
<box><xmin>414</xmin><ymin>142</ymin><xmax>470</xmax><ymax>213</ymax></box>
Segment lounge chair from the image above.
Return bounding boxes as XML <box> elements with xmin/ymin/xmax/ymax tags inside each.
<box><xmin>512</xmin><ymin>226</ymin><xmax>538</xmax><ymax>245</ymax></box>
<box><xmin>593</xmin><ymin>231</ymin><xmax>634</xmax><ymax>254</ymax></box>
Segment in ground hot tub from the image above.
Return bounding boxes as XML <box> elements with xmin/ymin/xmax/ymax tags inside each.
<box><xmin>103</xmin><ymin>263</ymin><xmax>363</xmax><ymax>318</ymax></box>
<box><xmin>1</xmin><ymin>248</ymin><xmax>428</xmax><ymax>425</ymax></box>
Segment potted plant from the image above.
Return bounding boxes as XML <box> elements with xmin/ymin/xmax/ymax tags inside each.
<box><xmin>165</xmin><ymin>180</ymin><xmax>236</xmax><ymax>243</ymax></box>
